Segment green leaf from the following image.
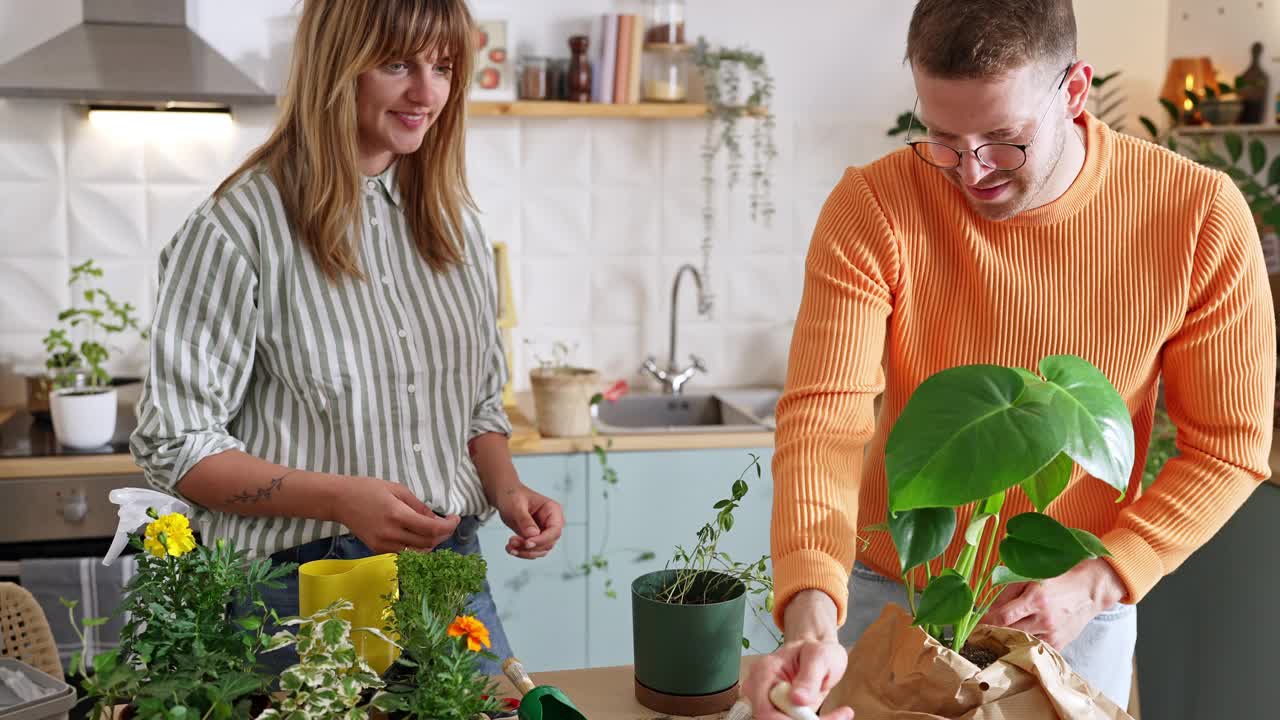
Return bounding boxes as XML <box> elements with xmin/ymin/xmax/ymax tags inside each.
<box><xmin>1068</xmin><ymin>528</ymin><xmax>1112</xmax><ymax>558</ymax></box>
<box><xmin>1268</xmin><ymin>156</ymin><xmax>1280</xmax><ymax>188</ymax></box>
<box><xmin>990</xmin><ymin>565</ymin><xmax>1036</xmax><ymax>587</ymax></box>
<box><xmin>862</xmin><ymin>522</ymin><xmax>889</xmax><ymax>533</ymax></box>
<box><xmin>1225</xmin><ymin>132</ymin><xmax>1244</xmax><ymax>164</ymax></box>
<box><xmin>999</xmin><ymin>512</ymin><xmax>1091</xmax><ymax>579</ymax></box>
<box><xmin>82</xmin><ymin>616</ymin><xmax>109</xmax><ymax>628</ymax></box>
<box><xmin>912</xmin><ymin>572</ymin><xmax>974</xmax><ymax>627</ymax></box>
<box><xmin>1159</xmin><ymin>98</ymin><xmax>1181</xmax><ymax>122</ymax></box>
<box><xmin>713</xmin><ymin>499</ymin><xmax>731</xmax><ymax>509</ymax></box>
<box><xmin>1203</xmin><ymin>85</ymin><xmax>1217</xmax><ymax>101</ymax></box>
<box><xmin>1250</xmin><ymin>138</ymin><xmax>1267</xmax><ymax>175</ymax></box>
<box><xmin>886</xmin><ymin>364</ymin><xmax>1064</xmax><ymax>511</ymax></box>
<box><xmin>741</xmin><ymin>636</ymin><xmax>750</xmax><ymax>649</ymax></box>
<box><xmin>1185</xmin><ymin>89</ymin><xmax>1200</xmax><ymax>107</ymax></box>
<box><xmin>964</xmin><ymin>513</ymin><xmax>994</xmax><ymax>547</ymax></box>
<box><xmin>1022</xmin><ymin>452</ymin><xmax>1073</xmax><ymax>512</ymax></box>
<box><xmin>235</xmin><ymin>616</ymin><xmax>262</xmax><ymax>631</ymax></box>
<box><xmin>1036</xmin><ymin>355</ymin><xmax>1134</xmax><ymax>498</ymax></box>
<box><xmin>1139</xmin><ymin>116</ymin><xmax>1159</xmax><ymax>140</ymax></box>
<box><xmin>888</xmin><ymin>507</ymin><xmax>956</xmax><ymax>572</ymax></box>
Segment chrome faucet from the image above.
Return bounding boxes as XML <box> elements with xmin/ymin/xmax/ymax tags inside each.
<box><xmin>641</xmin><ymin>264</ymin><xmax>711</xmax><ymax>395</ymax></box>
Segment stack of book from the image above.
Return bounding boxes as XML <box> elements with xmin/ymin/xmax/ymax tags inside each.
<box><xmin>590</xmin><ymin>13</ymin><xmax>647</xmax><ymax>104</ymax></box>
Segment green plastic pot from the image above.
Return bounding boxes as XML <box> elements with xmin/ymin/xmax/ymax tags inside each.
<box><xmin>631</xmin><ymin>569</ymin><xmax>747</xmax><ymax>696</ymax></box>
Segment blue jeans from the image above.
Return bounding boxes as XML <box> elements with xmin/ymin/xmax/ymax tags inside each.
<box><xmin>839</xmin><ymin>562</ymin><xmax>1137</xmax><ymax>709</ymax></box>
<box><xmin>244</xmin><ymin>516</ymin><xmax>514</xmax><ymax>678</ymax></box>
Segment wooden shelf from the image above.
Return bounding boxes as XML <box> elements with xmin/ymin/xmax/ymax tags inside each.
<box><xmin>467</xmin><ymin>100</ymin><xmax>766</xmax><ymax>119</ymax></box>
<box><xmin>1172</xmin><ymin>124</ymin><xmax>1280</xmax><ymax>136</ymax></box>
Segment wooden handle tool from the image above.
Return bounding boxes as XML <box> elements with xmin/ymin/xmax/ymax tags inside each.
<box><xmin>501</xmin><ymin>656</ymin><xmax>537</xmax><ymax>696</ymax></box>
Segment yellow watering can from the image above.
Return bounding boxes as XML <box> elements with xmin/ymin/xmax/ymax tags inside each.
<box><xmin>298</xmin><ymin>553</ymin><xmax>400</xmax><ymax>674</ymax></box>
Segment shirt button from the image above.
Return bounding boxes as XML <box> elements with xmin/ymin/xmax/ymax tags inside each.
<box><xmin>412</xmin><ymin>443</ymin><xmax>423</xmax><ymax>453</ymax></box>
<box><xmin>397</xmin><ymin>329</ymin><xmax>407</xmax><ymax>338</ymax></box>
<box><xmin>407</xmin><ymin>384</ymin><xmax>416</xmax><ymax>394</ymax></box>
<box><xmin>367</xmin><ymin>180</ymin><xmax>377</xmax><ymax>190</ymax></box>
<box><xmin>382</xmin><ymin>275</ymin><xmax>392</xmax><ymax>285</ymax></box>
<box><xmin>370</xmin><ymin>217</ymin><xmax>380</xmax><ymax>227</ymax></box>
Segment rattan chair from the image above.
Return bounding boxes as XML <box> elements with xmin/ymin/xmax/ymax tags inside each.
<box><xmin>0</xmin><ymin>581</ymin><xmax>63</xmax><ymax>677</ymax></box>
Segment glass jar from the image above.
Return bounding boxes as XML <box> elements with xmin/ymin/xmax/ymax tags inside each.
<box><xmin>518</xmin><ymin>56</ymin><xmax>548</xmax><ymax>100</ymax></box>
<box><xmin>641</xmin><ymin>43</ymin><xmax>689</xmax><ymax>102</ymax></box>
<box><xmin>547</xmin><ymin>58</ymin><xmax>571</xmax><ymax>100</ymax></box>
<box><xmin>645</xmin><ymin>0</ymin><xmax>686</xmax><ymax>44</ymax></box>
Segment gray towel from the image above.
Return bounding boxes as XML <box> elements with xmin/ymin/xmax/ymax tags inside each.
<box><xmin>19</xmin><ymin>556</ymin><xmax>137</xmax><ymax>669</ymax></box>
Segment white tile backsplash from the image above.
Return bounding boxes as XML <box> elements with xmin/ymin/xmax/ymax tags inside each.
<box><xmin>0</xmin><ymin>181</ymin><xmax>65</xmax><ymax>257</ymax></box>
<box><xmin>69</xmin><ymin>183</ymin><xmax>147</xmax><ymax>258</ymax></box>
<box><xmin>589</xmin><ymin>189</ymin><xmax>659</xmax><ymax>256</ymax></box>
<box><xmin>590</xmin><ymin>122</ymin><xmax>659</xmax><ymax>187</ymax></box>
<box><xmin>521</xmin><ymin>119</ymin><xmax>592</xmax><ymax>188</ymax></box>
<box><xmin>590</xmin><ymin>259</ymin><xmax>657</xmax><ymax>325</ymax></box>
<box><xmin>0</xmin><ymin>100</ymin><xmax>822</xmax><ymax>405</ymax></box>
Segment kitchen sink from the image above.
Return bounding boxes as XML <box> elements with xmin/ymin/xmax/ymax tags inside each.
<box><xmin>591</xmin><ymin>388</ymin><xmax>781</xmax><ymax>434</ymax></box>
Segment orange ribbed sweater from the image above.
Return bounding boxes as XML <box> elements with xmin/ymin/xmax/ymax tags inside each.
<box><xmin>771</xmin><ymin>111</ymin><xmax>1276</xmax><ymax>629</ymax></box>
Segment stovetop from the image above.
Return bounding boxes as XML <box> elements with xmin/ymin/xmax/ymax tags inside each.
<box><xmin>0</xmin><ymin>410</ymin><xmax>135</xmax><ymax>459</ymax></box>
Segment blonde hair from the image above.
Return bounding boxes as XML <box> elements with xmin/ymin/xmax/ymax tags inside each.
<box><xmin>217</xmin><ymin>0</ymin><xmax>476</xmax><ymax>280</ymax></box>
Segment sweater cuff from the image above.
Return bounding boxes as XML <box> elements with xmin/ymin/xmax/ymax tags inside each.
<box><xmin>772</xmin><ymin>549</ymin><xmax>851</xmax><ymax>629</ymax></box>
<box><xmin>1100</xmin><ymin>527</ymin><xmax>1165</xmax><ymax>604</ymax></box>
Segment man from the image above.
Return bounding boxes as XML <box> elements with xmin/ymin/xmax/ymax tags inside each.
<box><xmin>743</xmin><ymin>1</ymin><xmax>1275</xmax><ymax>718</ymax></box>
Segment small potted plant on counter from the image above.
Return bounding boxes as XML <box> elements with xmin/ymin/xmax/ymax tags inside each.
<box><xmin>630</xmin><ymin>454</ymin><xmax>776</xmax><ymax>716</ymax></box>
<box><xmin>821</xmin><ymin>355</ymin><xmax>1137</xmax><ymax>719</ymax></box>
<box><xmin>526</xmin><ymin>340</ymin><xmax>601</xmax><ymax>437</ymax></box>
<box><xmin>42</xmin><ymin>258</ymin><xmax>147</xmax><ymax>449</ymax></box>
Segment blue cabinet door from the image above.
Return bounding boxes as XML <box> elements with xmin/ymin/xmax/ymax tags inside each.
<box><xmin>583</xmin><ymin>447</ymin><xmax>780</xmax><ymax>668</ymax></box>
<box><xmin>479</xmin><ymin>453</ymin><xmax>589</xmax><ymax>672</ymax></box>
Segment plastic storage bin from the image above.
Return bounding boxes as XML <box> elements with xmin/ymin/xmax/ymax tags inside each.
<box><xmin>0</xmin><ymin>659</ymin><xmax>76</xmax><ymax>720</ymax></box>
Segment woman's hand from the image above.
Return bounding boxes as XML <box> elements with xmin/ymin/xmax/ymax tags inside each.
<box><xmin>331</xmin><ymin>475</ymin><xmax>460</xmax><ymax>553</ymax></box>
<box><xmin>493</xmin><ymin>483</ymin><xmax>564</xmax><ymax>559</ymax></box>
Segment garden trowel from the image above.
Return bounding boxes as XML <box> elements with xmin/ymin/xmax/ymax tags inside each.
<box><xmin>501</xmin><ymin>657</ymin><xmax>588</xmax><ymax>720</ymax></box>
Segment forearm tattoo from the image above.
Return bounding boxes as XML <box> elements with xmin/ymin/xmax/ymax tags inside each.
<box><xmin>227</xmin><ymin>469</ymin><xmax>295</xmax><ymax>505</ymax></box>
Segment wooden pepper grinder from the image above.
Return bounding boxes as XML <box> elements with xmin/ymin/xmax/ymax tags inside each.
<box><xmin>568</xmin><ymin>35</ymin><xmax>592</xmax><ymax>102</ymax></box>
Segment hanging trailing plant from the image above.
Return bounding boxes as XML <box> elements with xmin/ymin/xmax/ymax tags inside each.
<box><xmin>691</xmin><ymin>38</ymin><xmax>778</xmax><ymax>313</ymax></box>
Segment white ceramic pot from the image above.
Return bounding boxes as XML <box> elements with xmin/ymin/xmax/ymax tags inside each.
<box><xmin>50</xmin><ymin>387</ymin><xmax>118</xmax><ymax>449</ymax></box>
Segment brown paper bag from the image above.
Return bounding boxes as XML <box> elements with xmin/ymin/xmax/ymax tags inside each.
<box><xmin>820</xmin><ymin>605</ymin><xmax>1133</xmax><ymax>720</ymax></box>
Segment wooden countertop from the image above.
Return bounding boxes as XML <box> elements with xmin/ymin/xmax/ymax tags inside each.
<box><xmin>490</xmin><ymin>658</ymin><xmax>761</xmax><ymax>720</ymax></box>
<box><xmin>0</xmin><ymin>396</ymin><xmax>774</xmax><ymax>479</ymax></box>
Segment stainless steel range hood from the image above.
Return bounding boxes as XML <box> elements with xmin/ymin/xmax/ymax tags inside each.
<box><xmin>0</xmin><ymin>0</ymin><xmax>276</xmax><ymax>109</ymax></box>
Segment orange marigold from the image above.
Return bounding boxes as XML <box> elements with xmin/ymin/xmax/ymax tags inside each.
<box><xmin>446</xmin><ymin>614</ymin><xmax>491</xmax><ymax>652</ymax></box>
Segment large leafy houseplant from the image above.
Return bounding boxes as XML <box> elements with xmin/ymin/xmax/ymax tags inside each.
<box><xmin>872</xmin><ymin>355</ymin><xmax>1134</xmax><ymax>655</ymax></box>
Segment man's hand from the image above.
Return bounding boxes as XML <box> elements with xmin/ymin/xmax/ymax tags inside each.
<box><xmin>493</xmin><ymin>483</ymin><xmax>565</xmax><ymax>559</ymax></box>
<box><xmin>982</xmin><ymin>558</ymin><xmax>1127</xmax><ymax>650</ymax></box>
<box><xmin>741</xmin><ymin>590</ymin><xmax>855</xmax><ymax>720</ymax></box>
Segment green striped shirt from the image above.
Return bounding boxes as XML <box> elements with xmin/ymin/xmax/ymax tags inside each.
<box><xmin>130</xmin><ymin>163</ymin><xmax>511</xmax><ymax>558</ymax></box>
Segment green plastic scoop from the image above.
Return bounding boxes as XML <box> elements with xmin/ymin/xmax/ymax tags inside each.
<box><xmin>501</xmin><ymin>657</ymin><xmax>588</xmax><ymax>720</ymax></box>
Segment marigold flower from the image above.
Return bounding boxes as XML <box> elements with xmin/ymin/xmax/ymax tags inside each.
<box><xmin>143</xmin><ymin>512</ymin><xmax>197</xmax><ymax>558</ymax></box>
<box><xmin>447</xmin><ymin>615</ymin><xmax>491</xmax><ymax>652</ymax></box>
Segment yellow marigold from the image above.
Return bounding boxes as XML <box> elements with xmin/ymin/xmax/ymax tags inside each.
<box><xmin>447</xmin><ymin>615</ymin><xmax>491</xmax><ymax>653</ymax></box>
<box><xmin>143</xmin><ymin>512</ymin><xmax>197</xmax><ymax>558</ymax></box>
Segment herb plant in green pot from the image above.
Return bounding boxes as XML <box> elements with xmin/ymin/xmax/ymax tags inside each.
<box><xmin>630</xmin><ymin>455</ymin><xmax>775</xmax><ymax>716</ymax></box>
<box><xmin>821</xmin><ymin>354</ymin><xmax>1138</xmax><ymax>718</ymax></box>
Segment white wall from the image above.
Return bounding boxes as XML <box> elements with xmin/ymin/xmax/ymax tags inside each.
<box><xmin>0</xmin><ymin>0</ymin><xmax>1172</xmax><ymax>406</ymax></box>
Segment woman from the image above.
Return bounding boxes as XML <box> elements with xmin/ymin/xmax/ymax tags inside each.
<box><xmin>130</xmin><ymin>0</ymin><xmax>563</xmax><ymax>676</ymax></box>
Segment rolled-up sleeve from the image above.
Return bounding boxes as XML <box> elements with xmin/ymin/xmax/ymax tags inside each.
<box><xmin>467</xmin><ymin>224</ymin><xmax>513</xmax><ymax>440</ymax></box>
<box><xmin>130</xmin><ymin>213</ymin><xmax>259</xmax><ymax>502</ymax></box>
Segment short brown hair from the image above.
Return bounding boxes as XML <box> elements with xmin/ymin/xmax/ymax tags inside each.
<box><xmin>906</xmin><ymin>0</ymin><xmax>1076</xmax><ymax>79</ymax></box>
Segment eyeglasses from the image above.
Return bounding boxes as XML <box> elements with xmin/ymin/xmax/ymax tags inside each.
<box><xmin>904</xmin><ymin>63</ymin><xmax>1073</xmax><ymax>172</ymax></box>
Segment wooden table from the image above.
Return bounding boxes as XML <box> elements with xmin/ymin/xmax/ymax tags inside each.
<box><xmin>489</xmin><ymin>658</ymin><xmax>761</xmax><ymax>720</ymax></box>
